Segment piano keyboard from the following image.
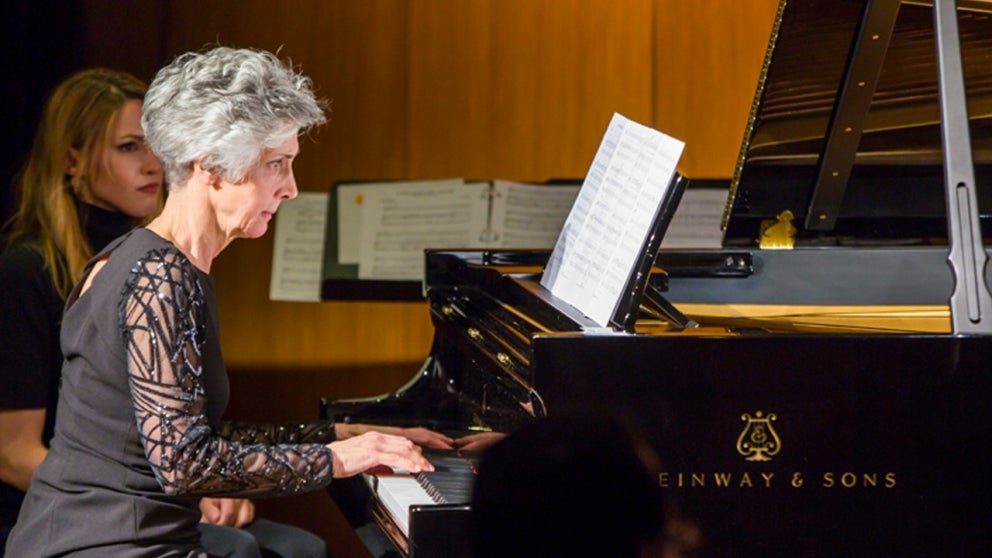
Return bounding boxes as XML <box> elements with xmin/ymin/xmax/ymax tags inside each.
<box><xmin>364</xmin><ymin>451</ymin><xmax>478</xmax><ymax>538</ymax></box>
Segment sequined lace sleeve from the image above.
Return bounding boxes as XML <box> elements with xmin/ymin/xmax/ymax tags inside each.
<box><xmin>216</xmin><ymin>420</ymin><xmax>337</xmax><ymax>445</ymax></box>
<box><xmin>120</xmin><ymin>247</ymin><xmax>334</xmax><ymax>497</ymax></box>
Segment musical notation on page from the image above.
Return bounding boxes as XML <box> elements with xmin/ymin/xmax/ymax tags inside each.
<box><xmin>341</xmin><ymin>179</ymin><xmax>581</xmax><ymax>282</ymax></box>
<box><xmin>541</xmin><ymin>112</ymin><xmax>685</xmax><ymax>327</ymax></box>
<box><xmin>357</xmin><ymin>180</ymin><xmax>488</xmax><ymax>281</ymax></box>
<box><xmin>490</xmin><ymin>180</ymin><xmax>581</xmax><ymax>248</ymax></box>
<box><xmin>270</xmin><ymin>191</ymin><xmax>329</xmax><ymax>302</ymax></box>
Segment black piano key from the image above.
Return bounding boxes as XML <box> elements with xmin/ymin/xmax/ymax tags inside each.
<box><xmin>415</xmin><ymin>451</ymin><xmax>480</xmax><ymax>505</ymax></box>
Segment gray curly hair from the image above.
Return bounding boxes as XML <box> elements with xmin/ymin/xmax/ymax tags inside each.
<box><xmin>142</xmin><ymin>46</ymin><xmax>326</xmax><ymax>186</ymax></box>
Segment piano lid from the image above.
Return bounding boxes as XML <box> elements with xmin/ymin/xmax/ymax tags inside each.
<box><xmin>723</xmin><ymin>0</ymin><xmax>992</xmax><ymax>246</ymax></box>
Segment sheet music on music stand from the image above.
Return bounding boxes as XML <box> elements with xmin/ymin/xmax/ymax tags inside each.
<box><xmin>540</xmin><ymin>112</ymin><xmax>686</xmax><ymax>329</ymax></box>
<box><xmin>317</xmin><ymin>178</ymin><xmax>582</xmax><ymax>301</ymax></box>
<box><xmin>269</xmin><ymin>191</ymin><xmax>330</xmax><ymax>302</ymax></box>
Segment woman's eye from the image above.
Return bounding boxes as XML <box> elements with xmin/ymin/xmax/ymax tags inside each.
<box><xmin>118</xmin><ymin>141</ymin><xmax>140</xmax><ymax>152</ymax></box>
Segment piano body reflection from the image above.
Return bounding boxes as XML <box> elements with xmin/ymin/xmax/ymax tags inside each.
<box><xmin>321</xmin><ymin>0</ymin><xmax>992</xmax><ymax>556</ymax></box>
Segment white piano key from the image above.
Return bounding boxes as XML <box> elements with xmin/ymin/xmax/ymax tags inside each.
<box><xmin>365</xmin><ymin>472</ymin><xmax>438</xmax><ymax>537</ymax></box>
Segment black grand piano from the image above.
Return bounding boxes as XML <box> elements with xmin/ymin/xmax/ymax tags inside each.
<box><xmin>321</xmin><ymin>0</ymin><xmax>992</xmax><ymax>556</ymax></box>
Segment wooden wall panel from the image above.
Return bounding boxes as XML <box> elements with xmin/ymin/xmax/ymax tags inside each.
<box><xmin>79</xmin><ymin>0</ymin><xmax>167</xmax><ymax>82</ymax></box>
<box><xmin>166</xmin><ymin>1</ymin><xmax>413</xmax><ymax>185</ymax></box>
<box><xmin>653</xmin><ymin>0</ymin><xmax>780</xmax><ymax>177</ymax></box>
<box><xmin>407</xmin><ymin>0</ymin><xmax>655</xmax><ymax>181</ymax></box>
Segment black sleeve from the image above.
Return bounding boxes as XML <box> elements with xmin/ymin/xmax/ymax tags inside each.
<box><xmin>216</xmin><ymin>420</ymin><xmax>337</xmax><ymax>445</ymax></box>
<box><xmin>120</xmin><ymin>247</ymin><xmax>334</xmax><ymax>497</ymax></box>
<box><xmin>0</xmin><ymin>243</ymin><xmax>63</xmax><ymax>411</ymax></box>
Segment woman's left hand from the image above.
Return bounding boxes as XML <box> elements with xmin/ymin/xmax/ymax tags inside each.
<box><xmin>199</xmin><ymin>497</ymin><xmax>255</xmax><ymax>528</ymax></box>
<box><xmin>335</xmin><ymin>423</ymin><xmax>455</xmax><ymax>450</ymax></box>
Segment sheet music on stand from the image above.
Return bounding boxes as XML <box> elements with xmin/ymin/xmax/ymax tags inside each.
<box><xmin>269</xmin><ymin>191</ymin><xmax>329</xmax><ymax>302</ymax></box>
<box><xmin>540</xmin><ymin>112</ymin><xmax>686</xmax><ymax>328</ymax></box>
<box><xmin>312</xmin><ymin>178</ymin><xmax>582</xmax><ymax>300</ymax></box>
<box><xmin>660</xmin><ymin>183</ymin><xmax>726</xmax><ymax>249</ymax></box>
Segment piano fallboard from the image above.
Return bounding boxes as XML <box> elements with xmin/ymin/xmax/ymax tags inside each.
<box><xmin>529</xmin><ymin>332</ymin><xmax>992</xmax><ymax>557</ymax></box>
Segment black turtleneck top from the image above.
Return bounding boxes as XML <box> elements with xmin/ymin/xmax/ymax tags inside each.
<box><xmin>0</xmin><ymin>203</ymin><xmax>134</xmax><ymax>531</ymax></box>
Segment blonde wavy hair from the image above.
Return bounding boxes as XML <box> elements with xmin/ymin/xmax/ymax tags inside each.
<box><xmin>4</xmin><ymin>68</ymin><xmax>155</xmax><ymax>299</ymax></box>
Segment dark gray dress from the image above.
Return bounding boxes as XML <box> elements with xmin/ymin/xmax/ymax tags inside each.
<box><xmin>5</xmin><ymin>229</ymin><xmax>335</xmax><ymax>557</ymax></box>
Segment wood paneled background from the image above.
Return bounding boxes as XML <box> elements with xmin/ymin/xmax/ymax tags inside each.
<box><xmin>70</xmin><ymin>1</ymin><xmax>778</xmax><ymax>554</ymax></box>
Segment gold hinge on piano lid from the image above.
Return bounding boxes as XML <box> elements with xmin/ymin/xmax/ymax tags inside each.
<box><xmin>758</xmin><ymin>209</ymin><xmax>796</xmax><ymax>250</ymax></box>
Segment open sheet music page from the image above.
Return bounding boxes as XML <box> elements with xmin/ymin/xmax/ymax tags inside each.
<box><xmin>269</xmin><ymin>191</ymin><xmax>329</xmax><ymax>301</ymax></box>
<box><xmin>540</xmin><ymin>112</ymin><xmax>685</xmax><ymax>327</ymax></box>
<box><xmin>490</xmin><ymin>180</ymin><xmax>580</xmax><ymax>248</ymax></box>
<box><xmin>357</xmin><ymin>179</ymin><xmax>488</xmax><ymax>280</ymax></box>
<box><xmin>660</xmin><ymin>187</ymin><xmax>727</xmax><ymax>248</ymax></box>
<box><xmin>338</xmin><ymin>179</ymin><xmax>466</xmax><ymax>265</ymax></box>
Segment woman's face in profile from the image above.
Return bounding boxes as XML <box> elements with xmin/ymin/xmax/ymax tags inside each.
<box><xmin>82</xmin><ymin>99</ymin><xmax>164</xmax><ymax>218</ymax></box>
<box><xmin>214</xmin><ymin>133</ymin><xmax>300</xmax><ymax>240</ymax></box>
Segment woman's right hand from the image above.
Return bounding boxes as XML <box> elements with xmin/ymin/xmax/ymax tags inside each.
<box><xmin>327</xmin><ymin>431</ymin><xmax>434</xmax><ymax>478</ymax></box>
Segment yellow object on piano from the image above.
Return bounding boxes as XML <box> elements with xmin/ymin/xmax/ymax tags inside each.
<box><xmin>758</xmin><ymin>210</ymin><xmax>797</xmax><ymax>250</ymax></box>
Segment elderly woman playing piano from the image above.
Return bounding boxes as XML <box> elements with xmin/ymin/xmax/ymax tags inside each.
<box><xmin>5</xmin><ymin>46</ymin><xmax>452</xmax><ymax>558</ymax></box>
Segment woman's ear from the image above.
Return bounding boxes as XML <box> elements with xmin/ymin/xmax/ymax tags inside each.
<box><xmin>65</xmin><ymin>148</ymin><xmax>80</xmax><ymax>176</ymax></box>
<box><xmin>192</xmin><ymin>161</ymin><xmax>222</xmax><ymax>188</ymax></box>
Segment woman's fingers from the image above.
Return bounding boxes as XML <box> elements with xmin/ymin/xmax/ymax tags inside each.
<box><xmin>328</xmin><ymin>431</ymin><xmax>434</xmax><ymax>478</ymax></box>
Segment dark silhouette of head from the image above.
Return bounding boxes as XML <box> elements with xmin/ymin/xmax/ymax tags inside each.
<box><xmin>471</xmin><ymin>413</ymin><xmax>666</xmax><ymax>558</ymax></box>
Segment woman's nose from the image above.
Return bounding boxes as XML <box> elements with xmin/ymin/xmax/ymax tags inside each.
<box><xmin>142</xmin><ymin>148</ymin><xmax>163</xmax><ymax>176</ymax></box>
<box><xmin>282</xmin><ymin>170</ymin><xmax>298</xmax><ymax>200</ymax></box>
